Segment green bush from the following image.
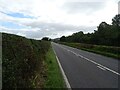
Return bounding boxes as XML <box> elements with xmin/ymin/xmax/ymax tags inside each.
<box><xmin>2</xmin><ymin>33</ymin><xmax>50</xmax><ymax>88</ymax></box>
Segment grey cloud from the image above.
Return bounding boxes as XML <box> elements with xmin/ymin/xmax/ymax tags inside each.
<box><xmin>24</xmin><ymin>21</ymin><xmax>80</xmax><ymax>32</ymax></box>
<box><xmin>62</xmin><ymin>2</ymin><xmax>105</xmax><ymax>14</ymax></box>
<box><xmin>25</xmin><ymin>31</ymin><xmax>46</xmax><ymax>38</ymax></box>
<box><xmin>1</xmin><ymin>22</ymin><xmax>96</xmax><ymax>39</ymax></box>
<box><xmin>20</xmin><ymin>22</ymin><xmax>96</xmax><ymax>39</ymax></box>
<box><xmin>22</xmin><ymin>22</ymin><xmax>79</xmax><ymax>38</ymax></box>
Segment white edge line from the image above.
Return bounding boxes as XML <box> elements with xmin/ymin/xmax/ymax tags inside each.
<box><xmin>52</xmin><ymin>44</ymin><xmax>72</xmax><ymax>89</ymax></box>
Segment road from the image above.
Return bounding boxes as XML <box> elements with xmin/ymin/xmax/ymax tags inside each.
<box><xmin>52</xmin><ymin>42</ymin><xmax>119</xmax><ymax>88</ymax></box>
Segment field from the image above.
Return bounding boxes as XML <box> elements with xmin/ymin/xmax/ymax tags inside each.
<box><xmin>60</xmin><ymin>42</ymin><xmax>120</xmax><ymax>59</ymax></box>
<box><xmin>2</xmin><ymin>33</ymin><xmax>51</xmax><ymax>88</ymax></box>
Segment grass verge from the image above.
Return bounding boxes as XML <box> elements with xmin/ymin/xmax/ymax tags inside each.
<box><xmin>44</xmin><ymin>44</ymin><xmax>65</xmax><ymax>88</ymax></box>
<box><xmin>59</xmin><ymin>42</ymin><xmax>120</xmax><ymax>60</ymax></box>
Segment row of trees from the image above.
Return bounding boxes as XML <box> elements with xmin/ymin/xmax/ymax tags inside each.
<box><xmin>60</xmin><ymin>14</ymin><xmax>120</xmax><ymax>46</ymax></box>
<box><xmin>42</xmin><ymin>37</ymin><xmax>51</xmax><ymax>41</ymax></box>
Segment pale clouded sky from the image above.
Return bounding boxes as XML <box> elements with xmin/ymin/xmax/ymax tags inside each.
<box><xmin>0</xmin><ymin>0</ymin><xmax>119</xmax><ymax>39</ymax></box>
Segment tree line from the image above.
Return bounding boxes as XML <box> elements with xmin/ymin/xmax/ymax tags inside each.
<box><xmin>60</xmin><ymin>14</ymin><xmax>120</xmax><ymax>47</ymax></box>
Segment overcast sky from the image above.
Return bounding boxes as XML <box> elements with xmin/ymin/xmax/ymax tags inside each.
<box><xmin>0</xmin><ymin>0</ymin><xmax>119</xmax><ymax>39</ymax></box>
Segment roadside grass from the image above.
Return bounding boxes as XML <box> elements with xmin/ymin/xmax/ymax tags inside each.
<box><xmin>60</xmin><ymin>42</ymin><xmax>120</xmax><ymax>59</ymax></box>
<box><xmin>44</xmin><ymin>44</ymin><xmax>65</xmax><ymax>88</ymax></box>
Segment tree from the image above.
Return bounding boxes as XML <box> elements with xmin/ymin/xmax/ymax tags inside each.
<box><xmin>71</xmin><ymin>31</ymin><xmax>84</xmax><ymax>42</ymax></box>
<box><xmin>59</xmin><ymin>14</ymin><xmax>120</xmax><ymax>46</ymax></box>
<box><xmin>42</xmin><ymin>37</ymin><xmax>49</xmax><ymax>41</ymax></box>
<box><xmin>60</xmin><ymin>36</ymin><xmax>66</xmax><ymax>42</ymax></box>
<box><xmin>112</xmin><ymin>14</ymin><xmax>120</xmax><ymax>26</ymax></box>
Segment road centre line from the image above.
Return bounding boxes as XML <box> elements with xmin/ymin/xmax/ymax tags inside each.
<box><xmin>59</xmin><ymin>44</ymin><xmax>120</xmax><ymax>76</ymax></box>
<box><xmin>97</xmin><ymin>66</ymin><xmax>106</xmax><ymax>71</ymax></box>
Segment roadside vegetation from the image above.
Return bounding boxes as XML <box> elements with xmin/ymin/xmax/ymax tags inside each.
<box><xmin>59</xmin><ymin>14</ymin><xmax>120</xmax><ymax>59</ymax></box>
<box><xmin>44</xmin><ymin>45</ymin><xmax>65</xmax><ymax>88</ymax></box>
<box><xmin>2</xmin><ymin>33</ymin><xmax>51</xmax><ymax>88</ymax></box>
<box><xmin>60</xmin><ymin>42</ymin><xmax>120</xmax><ymax>59</ymax></box>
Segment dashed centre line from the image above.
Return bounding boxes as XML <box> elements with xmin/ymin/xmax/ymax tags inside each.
<box><xmin>59</xmin><ymin>44</ymin><xmax>120</xmax><ymax>76</ymax></box>
<box><xmin>97</xmin><ymin>66</ymin><xmax>106</xmax><ymax>71</ymax></box>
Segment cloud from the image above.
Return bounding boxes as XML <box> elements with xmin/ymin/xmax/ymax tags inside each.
<box><xmin>0</xmin><ymin>22</ymin><xmax>96</xmax><ymax>39</ymax></box>
<box><xmin>118</xmin><ymin>1</ymin><xmax>120</xmax><ymax>14</ymax></box>
<box><xmin>62</xmin><ymin>2</ymin><xmax>106</xmax><ymax>14</ymax></box>
<box><xmin>0</xmin><ymin>0</ymin><xmax>119</xmax><ymax>39</ymax></box>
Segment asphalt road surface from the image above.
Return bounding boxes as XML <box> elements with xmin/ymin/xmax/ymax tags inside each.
<box><xmin>52</xmin><ymin>42</ymin><xmax>119</xmax><ymax>88</ymax></box>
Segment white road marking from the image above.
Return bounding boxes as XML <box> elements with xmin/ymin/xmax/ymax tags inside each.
<box><xmin>52</xmin><ymin>43</ymin><xmax>72</xmax><ymax>89</ymax></box>
<box><xmin>59</xmin><ymin>44</ymin><xmax>120</xmax><ymax>76</ymax></box>
<box><xmin>67</xmin><ymin>49</ymin><xmax>70</xmax><ymax>52</ymax></box>
<box><xmin>97</xmin><ymin>66</ymin><xmax>106</xmax><ymax>71</ymax></box>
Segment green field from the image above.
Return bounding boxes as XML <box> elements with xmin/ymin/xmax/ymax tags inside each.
<box><xmin>60</xmin><ymin>42</ymin><xmax>120</xmax><ymax>59</ymax></box>
<box><xmin>2</xmin><ymin>33</ymin><xmax>64</xmax><ymax>88</ymax></box>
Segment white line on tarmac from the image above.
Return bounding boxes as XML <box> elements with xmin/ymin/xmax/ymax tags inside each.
<box><xmin>59</xmin><ymin>44</ymin><xmax>120</xmax><ymax>76</ymax></box>
<box><xmin>52</xmin><ymin>43</ymin><xmax>72</xmax><ymax>89</ymax></box>
<box><xmin>97</xmin><ymin>66</ymin><xmax>106</xmax><ymax>71</ymax></box>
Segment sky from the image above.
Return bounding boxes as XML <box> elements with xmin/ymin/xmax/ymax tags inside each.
<box><xmin>0</xmin><ymin>0</ymin><xmax>119</xmax><ymax>39</ymax></box>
